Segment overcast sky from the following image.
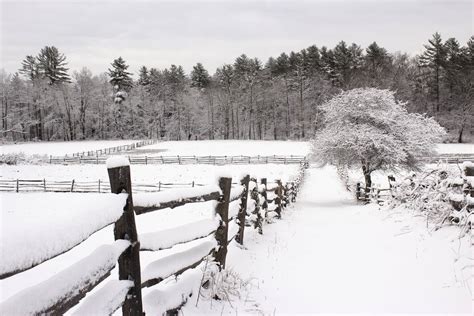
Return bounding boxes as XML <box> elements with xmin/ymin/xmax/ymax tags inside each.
<box><xmin>1</xmin><ymin>0</ymin><xmax>472</xmax><ymax>77</ymax></box>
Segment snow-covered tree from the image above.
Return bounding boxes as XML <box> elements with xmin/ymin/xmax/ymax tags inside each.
<box><xmin>311</xmin><ymin>88</ymin><xmax>446</xmax><ymax>191</ymax></box>
<box><xmin>108</xmin><ymin>57</ymin><xmax>133</xmax><ymax>104</ymax></box>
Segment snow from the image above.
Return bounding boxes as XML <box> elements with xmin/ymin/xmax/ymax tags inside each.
<box><xmin>228</xmin><ymin>199</ymin><xmax>241</xmax><ymax>219</ymax></box>
<box><xmin>71</xmin><ymin>280</ymin><xmax>133</xmax><ymax>316</ymax></box>
<box><xmin>134</xmin><ymin>140</ymin><xmax>311</xmax><ymax>157</ymax></box>
<box><xmin>141</xmin><ymin>236</ymin><xmax>216</xmax><ymax>285</ymax></box>
<box><xmin>143</xmin><ymin>263</ymin><xmax>204</xmax><ymax>315</ymax></box>
<box><xmin>140</xmin><ymin>218</ymin><xmax>219</xmax><ymax>251</ymax></box>
<box><xmin>0</xmin><ymin>140</ymin><xmax>140</xmax><ymax>157</ymax></box>
<box><xmin>0</xmin><ymin>193</ymin><xmax>127</xmax><ymax>277</ymax></box>
<box><xmin>106</xmin><ymin>156</ymin><xmax>130</xmax><ymax>169</ymax></box>
<box><xmin>436</xmin><ymin>143</ymin><xmax>473</xmax><ymax>154</ymax></box>
<box><xmin>133</xmin><ymin>185</ymin><xmax>220</xmax><ymax>208</ymax></box>
<box><xmin>184</xmin><ymin>166</ymin><xmax>472</xmax><ymax>315</ymax></box>
<box><xmin>1</xmin><ymin>164</ymin><xmax>299</xmax><ymax>188</ymax></box>
<box><xmin>0</xmin><ymin>240</ymin><xmax>130</xmax><ymax>315</ymax></box>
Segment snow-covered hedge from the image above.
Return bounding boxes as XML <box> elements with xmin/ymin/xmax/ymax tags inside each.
<box><xmin>388</xmin><ymin>163</ymin><xmax>473</xmax><ymax>231</ymax></box>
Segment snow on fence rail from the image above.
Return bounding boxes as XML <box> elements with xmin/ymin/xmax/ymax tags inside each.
<box><xmin>70</xmin><ymin>139</ymin><xmax>157</xmax><ymax>157</ymax></box>
<box><xmin>48</xmin><ymin>154</ymin><xmax>308</xmax><ymax>165</ymax></box>
<box><xmin>0</xmin><ymin>159</ymin><xmax>308</xmax><ymax>315</ymax></box>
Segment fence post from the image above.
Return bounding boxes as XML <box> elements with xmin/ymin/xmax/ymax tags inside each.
<box><xmin>260</xmin><ymin>178</ymin><xmax>268</xmax><ymax>213</ymax></box>
<box><xmin>236</xmin><ymin>175</ymin><xmax>250</xmax><ymax>245</ymax></box>
<box><xmin>71</xmin><ymin>180</ymin><xmax>75</xmax><ymax>192</ymax></box>
<box><xmin>43</xmin><ymin>179</ymin><xmax>46</xmax><ymax>192</ymax></box>
<box><xmin>98</xmin><ymin>179</ymin><xmax>101</xmax><ymax>193</ymax></box>
<box><xmin>107</xmin><ymin>161</ymin><xmax>143</xmax><ymax>316</ymax></box>
<box><xmin>158</xmin><ymin>181</ymin><xmax>161</xmax><ymax>192</ymax></box>
<box><xmin>356</xmin><ymin>182</ymin><xmax>361</xmax><ymax>201</ymax></box>
<box><xmin>16</xmin><ymin>179</ymin><xmax>19</xmax><ymax>192</ymax></box>
<box><xmin>214</xmin><ymin>177</ymin><xmax>232</xmax><ymax>269</ymax></box>
<box><xmin>275</xmin><ymin>179</ymin><xmax>283</xmax><ymax>219</ymax></box>
<box><xmin>192</xmin><ymin>181</ymin><xmax>195</xmax><ymax>188</ymax></box>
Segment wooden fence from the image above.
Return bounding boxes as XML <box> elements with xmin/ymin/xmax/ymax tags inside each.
<box><xmin>0</xmin><ymin>161</ymin><xmax>307</xmax><ymax>315</ymax></box>
<box><xmin>70</xmin><ymin>139</ymin><xmax>157</xmax><ymax>157</ymax></box>
<box><xmin>0</xmin><ymin>178</ymin><xmax>204</xmax><ymax>193</ymax></box>
<box><xmin>48</xmin><ymin>154</ymin><xmax>308</xmax><ymax>165</ymax></box>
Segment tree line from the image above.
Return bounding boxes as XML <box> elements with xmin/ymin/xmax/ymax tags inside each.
<box><xmin>0</xmin><ymin>32</ymin><xmax>472</xmax><ymax>142</ymax></box>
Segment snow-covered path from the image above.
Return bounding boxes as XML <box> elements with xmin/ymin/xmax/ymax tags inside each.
<box><xmin>187</xmin><ymin>166</ymin><xmax>472</xmax><ymax>315</ymax></box>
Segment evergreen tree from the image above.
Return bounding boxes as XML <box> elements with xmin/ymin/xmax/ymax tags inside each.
<box><xmin>190</xmin><ymin>63</ymin><xmax>211</xmax><ymax>89</ymax></box>
<box><xmin>108</xmin><ymin>57</ymin><xmax>133</xmax><ymax>91</ymax></box>
<box><xmin>419</xmin><ymin>32</ymin><xmax>447</xmax><ymax>111</ymax></box>
<box><xmin>19</xmin><ymin>55</ymin><xmax>40</xmax><ymax>81</ymax></box>
<box><xmin>36</xmin><ymin>46</ymin><xmax>71</xmax><ymax>84</ymax></box>
<box><xmin>365</xmin><ymin>42</ymin><xmax>390</xmax><ymax>84</ymax></box>
<box><xmin>108</xmin><ymin>57</ymin><xmax>133</xmax><ymax>104</ymax></box>
<box><xmin>137</xmin><ymin>66</ymin><xmax>150</xmax><ymax>86</ymax></box>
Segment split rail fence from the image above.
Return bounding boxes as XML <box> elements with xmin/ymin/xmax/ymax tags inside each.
<box><xmin>48</xmin><ymin>154</ymin><xmax>308</xmax><ymax>165</ymax></box>
<box><xmin>0</xmin><ymin>161</ymin><xmax>307</xmax><ymax>315</ymax></box>
<box><xmin>70</xmin><ymin>139</ymin><xmax>157</xmax><ymax>157</ymax></box>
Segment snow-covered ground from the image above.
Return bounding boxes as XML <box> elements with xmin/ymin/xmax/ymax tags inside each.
<box><xmin>0</xmin><ymin>140</ymin><xmax>141</xmax><ymax>156</ymax></box>
<box><xmin>0</xmin><ymin>140</ymin><xmax>472</xmax><ymax>314</ymax></box>
<box><xmin>0</xmin><ymin>164</ymin><xmax>299</xmax><ymax>185</ymax></box>
<box><xmin>185</xmin><ymin>166</ymin><xmax>473</xmax><ymax>315</ymax></box>
<box><xmin>133</xmin><ymin>140</ymin><xmax>310</xmax><ymax>156</ymax></box>
<box><xmin>435</xmin><ymin>143</ymin><xmax>473</xmax><ymax>154</ymax></box>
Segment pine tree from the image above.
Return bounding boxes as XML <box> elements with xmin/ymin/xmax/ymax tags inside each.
<box><xmin>108</xmin><ymin>57</ymin><xmax>133</xmax><ymax>104</ymax></box>
<box><xmin>36</xmin><ymin>46</ymin><xmax>71</xmax><ymax>84</ymax></box>
<box><xmin>190</xmin><ymin>63</ymin><xmax>211</xmax><ymax>89</ymax></box>
<box><xmin>19</xmin><ymin>56</ymin><xmax>40</xmax><ymax>81</ymax></box>
<box><xmin>419</xmin><ymin>32</ymin><xmax>447</xmax><ymax>111</ymax></box>
<box><xmin>137</xmin><ymin>66</ymin><xmax>150</xmax><ymax>86</ymax></box>
<box><xmin>365</xmin><ymin>42</ymin><xmax>390</xmax><ymax>84</ymax></box>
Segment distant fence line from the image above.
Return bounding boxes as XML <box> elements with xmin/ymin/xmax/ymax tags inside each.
<box><xmin>70</xmin><ymin>139</ymin><xmax>157</xmax><ymax>157</ymax></box>
<box><xmin>0</xmin><ymin>178</ymin><xmax>207</xmax><ymax>193</ymax></box>
<box><xmin>48</xmin><ymin>154</ymin><xmax>309</xmax><ymax>165</ymax></box>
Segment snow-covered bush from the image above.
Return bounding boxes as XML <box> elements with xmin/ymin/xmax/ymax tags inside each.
<box><xmin>388</xmin><ymin>163</ymin><xmax>473</xmax><ymax>233</ymax></box>
<box><xmin>311</xmin><ymin>88</ymin><xmax>446</xmax><ymax>191</ymax></box>
<box><xmin>0</xmin><ymin>152</ymin><xmax>26</xmax><ymax>165</ymax></box>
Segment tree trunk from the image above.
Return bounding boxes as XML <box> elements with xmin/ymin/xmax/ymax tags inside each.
<box><xmin>362</xmin><ymin>165</ymin><xmax>372</xmax><ymax>194</ymax></box>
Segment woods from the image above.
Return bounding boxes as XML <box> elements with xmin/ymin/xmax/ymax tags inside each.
<box><xmin>1</xmin><ymin>33</ymin><xmax>472</xmax><ymax>142</ymax></box>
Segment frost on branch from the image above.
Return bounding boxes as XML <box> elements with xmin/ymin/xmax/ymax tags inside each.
<box><xmin>311</xmin><ymin>88</ymin><xmax>446</xmax><ymax>189</ymax></box>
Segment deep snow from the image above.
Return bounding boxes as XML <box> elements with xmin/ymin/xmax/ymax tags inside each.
<box><xmin>185</xmin><ymin>166</ymin><xmax>473</xmax><ymax>315</ymax></box>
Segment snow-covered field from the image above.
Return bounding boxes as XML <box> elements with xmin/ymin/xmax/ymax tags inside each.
<box><xmin>133</xmin><ymin>140</ymin><xmax>310</xmax><ymax>156</ymax></box>
<box><xmin>0</xmin><ymin>140</ymin><xmax>472</xmax><ymax>314</ymax></box>
<box><xmin>435</xmin><ymin>143</ymin><xmax>473</xmax><ymax>154</ymax></box>
<box><xmin>0</xmin><ymin>140</ymin><xmax>141</xmax><ymax>156</ymax></box>
<box><xmin>184</xmin><ymin>166</ymin><xmax>473</xmax><ymax>315</ymax></box>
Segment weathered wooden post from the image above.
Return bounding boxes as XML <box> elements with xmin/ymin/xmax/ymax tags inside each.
<box><xmin>236</xmin><ymin>175</ymin><xmax>250</xmax><ymax>245</ymax></box>
<box><xmin>465</xmin><ymin>164</ymin><xmax>474</xmax><ymax>197</ymax></box>
<box><xmin>260</xmin><ymin>178</ymin><xmax>268</xmax><ymax>213</ymax></box>
<box><xmin>250</xmin><ymin>178</ymin><xmax>263</xmax><ymax>234</ymax></box>
<box><xmin>70</xmin><ymin>180</ymin><xmax>75</xmax><ymax>192</ymax></box>
<box><xmin>43</xmin><ymin>179</ymin><xmax>46</xmax><ymax>192</ymax></box>
<box><xmin>214</xmin><ymin>177</ymin><xmax>231</xmax><ymax>269</ymax></box>
<box><xmin>275</xmin><ymin>179</ymin><xmax>283</xmax><ymax>219</ymax></box>
<box><xmin>107</xmin><ymin>157</ymin><xmax>143</xmax><ymax>316</ymax></box>
<box><xmin>356</xmin><ymin>182</ymin><xmax>361</xmax><ymax>201</ymax></box>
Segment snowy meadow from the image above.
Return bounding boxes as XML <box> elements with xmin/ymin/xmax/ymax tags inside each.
<box><xmin>0</xmin><ymin>139</ymin><xmax>473</xmax><ymax>315</ymax></box>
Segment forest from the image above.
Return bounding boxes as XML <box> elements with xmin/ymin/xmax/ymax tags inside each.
<box><xmin>0</xmin><ymin>32</ymin><xmax>472</xmax><ymax>143</ymax></box>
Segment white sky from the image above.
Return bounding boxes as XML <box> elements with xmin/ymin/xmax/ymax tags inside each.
<box><xmin>1</xmin><ymin>0</ymin><xmax>472</xmax><ymax>77</ymax></box>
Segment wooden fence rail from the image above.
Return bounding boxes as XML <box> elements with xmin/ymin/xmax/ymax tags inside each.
<box><xmin>48</xmin><ymin>154</ymin><xmax>308</xmax><ymax>165</ymax></box>
<box><xmin>0</xmin><ymin>178</ymin><xmax>206</xmax><ymax>193</ymax></box>
<box><xmin>0</xmin><ymin>159</ymin><xmax>308</xmax><ymax>315</ymax></box>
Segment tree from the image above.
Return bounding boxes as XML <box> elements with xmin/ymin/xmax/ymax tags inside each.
<box><xmin>108</xmin><ymin>57</ymin><xmax>133</xmax><ymax>104</ymax></box>
<box><xmin>137</xmin><ymin>66</ymin><xmax>150</xmax><ymax>87</ymax></box>
<box><xmin>365</xmin><ymin>42</ymin><xmax>390</xmax><ymax>85</ymax></box>
<box><xmin>419</xmin><ymin>32</ymin><xmax>447</xmax><ymax>111</ymax></box>
<box><xmin>36</xmin><ymin>46</ymin><xmax>71</xmax><ymax>85</ymax></box>
<box><xmin>312</xmin><ymin>88</ymin><xmax>446</xmax><ymax>191</ymax></box>
<box><xmin>73</xmin><ymin>67</ymin><xmax>94</xmax><ymax>139</ymax></box>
